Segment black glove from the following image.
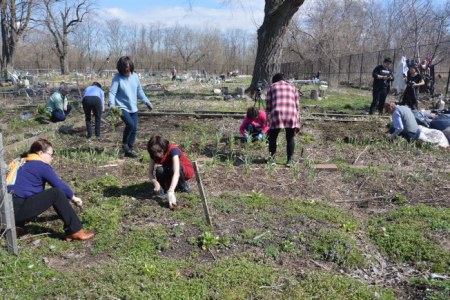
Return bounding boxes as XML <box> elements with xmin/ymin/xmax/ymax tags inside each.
<box><xmin>146</xmin><ymin>102</ymin><xmax>153</xmax><ymax>111</ymax></box>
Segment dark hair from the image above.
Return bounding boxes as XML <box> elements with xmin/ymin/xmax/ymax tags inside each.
<box><xmin>21</xmin><ymin>138</ymin><xmax>53</xmax><ymax>158</ymax></box>
<box><xmin>116</xmin><ymin>56</ymin><xmax>135</xmax><ymax>76</ymax></box>
<box><xmin>246</xmin><ymin>106</ymin><xmax>258</xmax><ymax>119</ymax></box>
<box><xmin>409</xmin><ymin>66</ymin><xmax>419</xmax><ymax>73</ymax></box>
<box><xmin>59</xmin><ymin>83</ymin><xmax>70</xmax><ymax>95</ymax></box>
<box><xmin>147</xmin><ymin>135</ymin><xmax>169</xmax><ymax>160</ymax></box>
<box><xmin>272</xmin><ymin>73</ymin><xmax>284</xmax><ymax>83</ymax></box>
<box><xmin>92</xmin><ymin>82</ymin><xmax>102</xmax><ymax>89</ymax></box>
<box><xmin>383</xmin><ymin>57</ymin><xmax>392</xmax><ymax>64</ymax></box>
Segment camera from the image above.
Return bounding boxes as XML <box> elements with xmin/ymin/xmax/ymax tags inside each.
<box><xmin>407</xmin><ymin>80</ymin><xmax>415</xmax><ymax>87</ymax></box>
<box><xmin>257</xmin><ymin>81</ymin><xmax>262</xmax><ymax>91</ymax></box>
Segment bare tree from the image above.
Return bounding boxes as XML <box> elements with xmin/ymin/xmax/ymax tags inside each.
<box><xmin>249</xmin><ymin>0</ymin><xmax>305</xmax><ymax>91</ymax></box>
<box><xmin>103</xmin><ymin>18</ymin><xmax>128</xmax><ymax>63</ymax></box>
<box><xmin>167</xmin><ymin>25</ymin><xmax>206</xmax><ymax>71</ymax></box>
<box><xmin>0</xmin><ymin>0</ymin><xmax>33</xmax><ymax>75</ymax></box>
<box><xmin>39</xmin><ymin>0</ymin><xmax>93</xmax><ymax>74</ymax></box>
<box><xmin>71</xmin><ymin>16</ymin><xmax>102</xmax><ymax>74</ymax></box>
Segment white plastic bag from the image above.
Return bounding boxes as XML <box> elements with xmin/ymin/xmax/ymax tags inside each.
<box><xmin>418</xmin><ymin>125</ymin><xmax>449</xmax><ymax>148</ymax></box>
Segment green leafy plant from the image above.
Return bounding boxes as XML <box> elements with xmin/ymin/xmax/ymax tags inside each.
<box><xmin>265</xmin><ymin>244</ymin><xmax>280</xmax><ymax>260</ymax></box>
<box><xmin>199</xmin><ymin>231</ymin><xmax>219</xmax><ymax>250</ymax></box>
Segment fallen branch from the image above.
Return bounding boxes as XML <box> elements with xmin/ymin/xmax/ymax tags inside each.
<box><xmin>353</xmin><ymin>145</ymin><xmax>369</xmax><ymax>165</ymax></box>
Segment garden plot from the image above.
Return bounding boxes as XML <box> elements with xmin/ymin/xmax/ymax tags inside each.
<box><xmin>0</xmin><ymin>84</ymin><xmax>449</xmax><ymax>299</ymax></box>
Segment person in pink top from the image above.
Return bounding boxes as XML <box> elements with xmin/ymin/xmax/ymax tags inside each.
<box><xmin>266</xmin><ymin>73</ymin><xmax>301</xmax><ymax>167</ymax></box>
<box><xmin>239</xmin><ymin>106</ymin><xmax>269</xmax><ymax>142</ymax></box>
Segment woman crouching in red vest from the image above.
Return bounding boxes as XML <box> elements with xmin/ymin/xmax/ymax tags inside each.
<box><xmin>147</xmin><ymin>135</ymin><xmax>194</xmax><ymax>209</ymax></box>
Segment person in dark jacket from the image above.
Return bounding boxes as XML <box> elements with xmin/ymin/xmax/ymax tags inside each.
<box><xmin>400</xmin><ymin>65</ymin><xmax>425</xmax><ymax>110</ymax></box>
<box><xmin>370</xmin><ymin>57</ymin><xmax>394</xmax><ymax>115</ymax></box>
<box><xmin>6</xmin><ymin>138</ymin><xmax>94</xmax><ymax>241</ymax></box>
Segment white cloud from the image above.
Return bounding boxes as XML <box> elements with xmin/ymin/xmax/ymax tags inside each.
<box><xmin>99</xmin><ymin>3</ymin><xmax>264</xmax><ymax>33</ymax></box>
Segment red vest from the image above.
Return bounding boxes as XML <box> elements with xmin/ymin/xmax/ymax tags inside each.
<box><xmin>154</xmin><ymin>144</ymin><xmax>194</xmax><ymax>180</ymax></box>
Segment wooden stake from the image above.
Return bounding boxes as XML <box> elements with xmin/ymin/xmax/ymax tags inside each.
<box><xmin>193</xmin><ymin>161</ymin><xmax>213</xmax><ymax>227</ymax></box>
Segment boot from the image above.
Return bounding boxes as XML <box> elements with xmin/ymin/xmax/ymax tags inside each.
<box><xmin>65</xmin><ymin>229</ymin><xmax>94</xmax><ymax>241</ymax></box>
<box><xmin>122</xmin><ymin>144</ymin><xmax>138</xmax><ymax>158</ymax></box>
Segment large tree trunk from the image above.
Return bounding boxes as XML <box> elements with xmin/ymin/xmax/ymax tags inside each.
<box><xmin>249</xmin><ymin>0</ymin><xmax>305</xmax><ymax>92</ymax></box>
<box><xmin>0</xmin><ymin>0</ymin><xmax>32</xmax><ymax>76</ymax></box>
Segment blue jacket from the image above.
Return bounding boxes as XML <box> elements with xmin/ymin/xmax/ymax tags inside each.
<box><xmin>108</xmin><ymin>72</ymin><xmax>151</xmax><ymax>113</ymax></box>
<box><xmin>7</xmin><ymin>160</ymin><xmax>73</xmax><ymax>199</ymax></box>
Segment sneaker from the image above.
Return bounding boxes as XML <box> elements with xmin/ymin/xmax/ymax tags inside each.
<box><xmin>267</xmin><ymin>156</ymin><xmax>276</xmax><ymax>166</ymax></box>
<box><xmin>286</xmin><ymin>159</ymin><xmax>293</xmax><ymax>168</ymax></box>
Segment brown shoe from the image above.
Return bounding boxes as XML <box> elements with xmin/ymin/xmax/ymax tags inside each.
<box><xmin>65</xmin><ymin>229</ymin><xmax>94</xmax><ymax>241</ymax></box>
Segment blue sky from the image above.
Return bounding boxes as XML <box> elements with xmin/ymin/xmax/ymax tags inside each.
<box><xmin>96</xmin><ymin>0</ymin><xmax>265</xmax><ymax>32</ymax></box>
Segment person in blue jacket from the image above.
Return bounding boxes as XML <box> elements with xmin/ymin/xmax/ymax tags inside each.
<box><xmin>108</xmin><ymin>56</ymin><xmax>154</xmax><ymax>158</ymax></box>
<box><xmin>6</xmin><ymin>138</ymin><xmax>94</xmax><ymax>241</ymax></box>
<box><xmin>82</xmin><ymin>82</ymin><xmax>105</xmax><ymax>139</ymax></box>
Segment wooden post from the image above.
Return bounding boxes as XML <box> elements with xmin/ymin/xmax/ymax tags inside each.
<box><xmin>193</xmin><ymin>161</ymin><xmax>212</xmax><ymax>227</ymax></box>
<box><xmin>0</xmin><ymin>130</ymin><xmax>19</xmax><ymax>254</ymax></box>
<box><xmin>359</xmin><ymin>53</ymin><xmax>364</xmax><ymax>88</ymax></box>
<box><xmin>347</xmin><ymin>55</ymin><xmax>352</xmax><ymax>85</ymax></box>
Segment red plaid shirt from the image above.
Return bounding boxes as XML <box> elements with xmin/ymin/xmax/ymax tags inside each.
<box><xmin>265</xmin><ymin>80</ymin><xmax>301</xmax><ymax>129</ymax></box>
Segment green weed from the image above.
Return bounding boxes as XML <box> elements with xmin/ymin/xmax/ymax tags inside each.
<box><xmin>310</xmin><ymin>228</ymin><xmax>367</xmax><ymax>269</ymax></box>
<box><xmin>282</xmin><ymin>199</ymin><xmax>359</xmax><ymax>229</ymax></box>
<box><xmin>368</xmin><ymin>205</ymin><xmax>450</xmax><ymax>272</ymax></box>
<box><xmin>264</xmin><ymin>244</ymin><xmax>280</xmax><ymax>260</ymax></box>
<box><xmin>199</xmin><ymin>231</ymin><xmax>219</xmax><ymax>250</ymax></box>
<box><xmin>409</xmin><ymin>277</ymin><xmax>450</xmax><ymax>300</ymax></box>
<box><xmin>295</xmin><ymin>272</ymin><xmax>395</xmax><ymax>299</ymax></box>
<box><xmin>239</xmin><ymin>190</ymin><xmax>272</xmax><ymax>210</ymax></box>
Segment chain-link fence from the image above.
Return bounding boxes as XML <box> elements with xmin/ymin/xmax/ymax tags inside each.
<box><xmin>281</xmin><ymin>40</ymin><xmax>450</xmax><ymax>95</ymax></box>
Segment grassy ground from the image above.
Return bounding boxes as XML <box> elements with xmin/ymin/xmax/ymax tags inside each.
<box><xmin>0</xmin><ymin>77</ymin><xmax>449</xmax><ymax>299</ymax></box>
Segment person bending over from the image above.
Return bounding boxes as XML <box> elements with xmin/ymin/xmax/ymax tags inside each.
<box><xmin>265</xmin><ymin>73</ymin><xmax>301</xmax><ymax>167</ymax></box>
<box><xmin>385</xmin><ymin>102</ymin><xmax>420</xmax><ymax>141</ymax></box>
<box><xmin>6</xmin><ymin>138</ymin><xmax>94</xmax><ymax>241</ymax></box>
<box><xmin>82</xmin><ymin>82</ymin><xmax>105</xmax><ymax>140</ymax></box>
<box><xmin>239</xmin><ymin>106</ymin><xmax>269</xmax><ymax>142</ymax></box>
<box><xmin>147</xmin><ymin>135</ymin><xmax>194</xmax><ymax>209</ymax></box>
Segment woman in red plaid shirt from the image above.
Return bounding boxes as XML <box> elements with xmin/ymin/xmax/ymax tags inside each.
<box><xmin>265</xmin><ymin>73</ymin><xmax>301</xmax><ymax>167</ymax></box>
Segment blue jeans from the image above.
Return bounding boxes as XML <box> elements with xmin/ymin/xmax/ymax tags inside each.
<box><xmin>120</xmin><ymin>110</ymin><xmax>138</xmax><ymax>148</ymax></box>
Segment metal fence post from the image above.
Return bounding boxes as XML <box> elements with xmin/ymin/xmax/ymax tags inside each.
<box><xmin>0</xmin><ymin>130</ymin><xmax>19</xmax><ymax>255</ymax></box>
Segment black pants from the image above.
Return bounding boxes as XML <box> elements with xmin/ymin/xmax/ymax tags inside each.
<box><xmin>400</xmin><ymin>86</ymin><xmax>419</xmax><ymax>110</ymax></box>
<box><xmin>13</xmin><ymin>188</ymin><xmax>82</xmax><ymax>235</ymax></box>
<box><xmin>268</xmin><ymin>128</ymin><xmax>296</xmax><ymax>161</ymax></box>
<box><xmin>370</xmin><ymin>88</ymin><xmax>388</xmax><ymax>114</ymax></box>
<box><xmin>82</xmin><ymin>96</ymin><xmax>103</xmax><ymax>138</ymax></box>
<box><xmin>155</xmin><ymin>165</ymin><xmax>189</xmax><ymax>193</ymax></box>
